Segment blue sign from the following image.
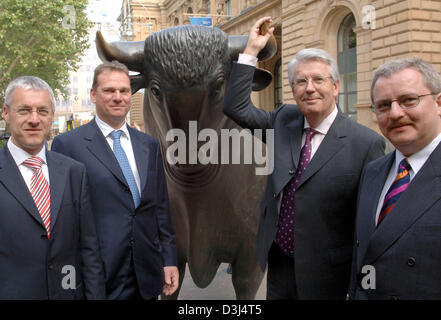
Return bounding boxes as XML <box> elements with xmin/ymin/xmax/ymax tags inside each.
<box><xmin>189</xmin><ymin>17</ymin><xmax>212</xmax><ymax>27</ymax></box>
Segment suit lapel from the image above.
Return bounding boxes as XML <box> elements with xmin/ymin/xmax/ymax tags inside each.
<box><xmin>364</xmin><ymin>144</ymin><xmax>441</xmax><ymax>264</ymax></box>
<box><xmin>0</xmin><ymin>146</ymin><xmax>45</xmax><ymax>229</ymax></box>
<box><xmin>297</xmin><ymin>112</ymin><xmax>346</xmax><ymax>188</ymax></box>
<box><xmin>273</xmin><ymin>115</ymin><xmax>303</xmax><ymax>195</ymax></box>
<box><xmin>128</xmin><ymin>127</ymin><xmax>149</xmax><ymax>194</ymax></box>
<box><xmin>357</xmin><ymin>153</ymin><xmax>394</xmax><ymax>265</ymax></box>
<box><xmin>84</xmin><ymin>120</ymin><xmax>128</xmax><ymax>188</ymax></box>
<box><xmin>46</xmin><ymin>151</ymin><xmax>67</xmax><ymax>231</ymax></box>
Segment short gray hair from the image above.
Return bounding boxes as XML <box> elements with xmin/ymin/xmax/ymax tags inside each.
<box><xmin>371</xmin><ymin>58</ymin><xmax>441</xmax><ymax>102</ymax></box>
<box><xmin>4</xmin><ymin>76</ymin><xmax>56</xmax><ymax>111</ymax></box>
<box><xmin>288</xmin><ymin>48</ymin><xmax>340</xmax><ymax>88</ymax></box>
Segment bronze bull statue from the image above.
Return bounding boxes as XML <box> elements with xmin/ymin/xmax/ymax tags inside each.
<box><xmin>96</xmin><ymin>25</ymin><xmax>276</xmax><ymax>299</ymax></box>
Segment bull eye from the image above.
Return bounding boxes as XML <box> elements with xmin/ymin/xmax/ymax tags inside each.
<box><xmin>150</xmin><ymin>84</ymin><xmax>161</xmax><ymax>98</ymax></box>
<box><xmin>211</xmin><ymin>77</ymin><xmax>225</xmax><ymax>99</ymax></box>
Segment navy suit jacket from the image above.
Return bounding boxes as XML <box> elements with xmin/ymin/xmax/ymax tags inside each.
<box><xmin>350</xmin><ymin>142</ymin><xmax>441</xmax><ymax>299</ymax></box>
<box><xmin>223</xmin><ymin>62</ymin><xmax>385</xmax><ymax>299</ymax></box>
<box><xmin>51</xmin><ymin>119</ymin><xmax>177</xmax><ymax>299</ymax></box>
<box><xmin>0</xmin><ymin>145</ymin><xmax>105</xmax><ymax>299</ymax></box>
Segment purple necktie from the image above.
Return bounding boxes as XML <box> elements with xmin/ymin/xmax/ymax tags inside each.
<box><xmin>276</xmin><ymin>127</ymin><xmax>317</xmax><ymax>256</ymax></box>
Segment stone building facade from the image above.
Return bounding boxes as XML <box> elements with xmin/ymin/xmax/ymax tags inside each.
<box><xmin>120</xmin><ymin>0</ymin><xmax>441</xmax><ymax>135</ymax></box>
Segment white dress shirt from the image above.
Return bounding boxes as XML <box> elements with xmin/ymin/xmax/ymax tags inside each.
<box><xmin>7</xmin><ymin>138</ymin><xmax>50</xmax><ymax>192</ymax></box>
<box><xmin>374</xmin><ymin>131</ymin><xmax>441</xmax><ymax>224</ymax></box>
<box><xmin>95</xmin><ymin>115</ymin><xmax>141</xmax><ymax>194</ymax></box>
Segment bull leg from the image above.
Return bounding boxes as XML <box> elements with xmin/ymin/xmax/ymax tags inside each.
<box><xmin>231</xmin><ymin>244</ymin><xmax>265</xmax><ymax>300</ymax></box>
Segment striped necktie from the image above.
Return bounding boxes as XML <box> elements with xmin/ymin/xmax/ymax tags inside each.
<box><xmin>377</xmin><ymin>158</ymin><xmax>411</xmax><ymax>226</ymax></box>
<box><xmin>22</xmin><ymin>156</ymin><xmax>51</xmax><ymax>237</ymax></box>
<box><xmin>110</xmin><ymin>130</ymin><xmax>141</xmax><ymax>208</ymax></box>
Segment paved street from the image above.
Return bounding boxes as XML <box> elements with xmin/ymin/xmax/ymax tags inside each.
<box><xmin>177</xmin><ymin>263</ymin><xmax>266</xmax><ymax>300</ymax></box>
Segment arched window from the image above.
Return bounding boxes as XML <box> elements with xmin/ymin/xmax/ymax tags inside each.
<box><xmin>337</xmin><ymin>13</ymin><xmax>357</xmax><ymax>120</ymax></box>
<box><xmin>274</xmin><ymin>59</ymin><xmax>282</xmax><ymax>108</ymax></box>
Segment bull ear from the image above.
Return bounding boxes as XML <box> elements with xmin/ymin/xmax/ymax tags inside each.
<box><xmin>252</xmin><ymin>68</ymin><xmax>272</xmax><ymax>91</ymax></box>
<box><xmin>130</xmin><ymin>74</ymin><xmax>146</xmax><ymax>94</ymax></box>
<box><xmin>228</xmin><ymin>34</ymin><xmax>277</xmax><ymax>62</ymax></box>
<box><xmin>95</xmin><ymin>31</ymin><xmax>145</xmax><ymax>73</ymax></box>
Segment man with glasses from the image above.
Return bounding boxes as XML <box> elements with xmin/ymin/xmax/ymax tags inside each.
<box><xmin>223</xmin><ymin>17</ymin><xmax>385</xmax><ymax>299</ymax></box>
<box><xmin>349</xmin><ymin>58</ymin><xmax>441</xmax><ymax>299</ymax></box>
<box><xmin>0</xmin><ymin>76</ymin><xmax>105</xmax><ymax>299</ymax></box>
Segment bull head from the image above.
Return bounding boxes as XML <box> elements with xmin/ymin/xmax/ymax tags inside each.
<box><xmin>95</xmin><ymin>26</ymin><xmax>277</xmax><ymax>165</ymax></box>
<box><xmin>95</xmin><ymin>26</ymin><xmax>277</xmax><ymax>93</ymax></box>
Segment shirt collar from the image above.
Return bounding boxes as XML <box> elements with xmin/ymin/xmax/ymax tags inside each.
<box><xmin>394</xmin><ymin>131</ymin><xmax>441</xmax><ymax>176</ymax></box>
<box><xmin>303</xmin><ymin>105</ymin><xmax>338</xmax><ymax>135</ymax></box>
<box><xmin>7</xmin><ymin>138</ymin><xmax>47</xmax><ymax>166</ymax></box>
<box><xmin>95</xmin><ymin>115</ymin><xmax>130</xmax><ymax>139</ymax></box>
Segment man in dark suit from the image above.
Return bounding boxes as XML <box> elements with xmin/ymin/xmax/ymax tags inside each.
<box><xmin>223</xmin><ymin>17</ymin><xmax>385</xmax><ymax>299</ymax></box>
<box><xmin>52</xmin><ymin>61</ymin><xmax>178</xmax><ymax>300</ymax></box>
<box><xmin>0</xmin><ymin>76</ymin><xmax>105</xmax><ymax>299</ymax></box>
<box><xmin>349</xmin><ymin>58</ymin><xmax>441</xmax><ymax>299</ymax></box>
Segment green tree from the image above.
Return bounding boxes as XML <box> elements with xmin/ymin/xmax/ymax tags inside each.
<box><xmin>0</xmin><ymin>0</ymin><xmax>92</xmax><ymax>107</ymax></box>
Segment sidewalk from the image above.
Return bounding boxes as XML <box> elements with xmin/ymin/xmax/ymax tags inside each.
<box><xmin>178</xmin><ymin>263</ymin><xmax>266</xmax><ymax>300</ymax></box>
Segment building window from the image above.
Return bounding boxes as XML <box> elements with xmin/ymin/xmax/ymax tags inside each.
<box><xmin>337</xmin><ymin>13</ymin><xmax>357</xmax><ymax>120</ymax></box>
<box><xmin>274</xmin><ymin>59</ymin><xmax>282</xmax><ymax>108</ymax></box>
<box><xmin>225</xmin><ymin>0</ymin><xmax>231</xmax><ymax>17</ymax></box>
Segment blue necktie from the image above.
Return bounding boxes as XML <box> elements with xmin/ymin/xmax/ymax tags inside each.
<box><xmin>110</xmin><ymin>130</ymin><xmax>141</xmax><ymax>208</ymax></box>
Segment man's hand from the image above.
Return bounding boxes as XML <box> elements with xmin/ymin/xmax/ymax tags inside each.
<box><xmin>244</xmin><ymin>16</ymin><xmax>275</xmax><ymax>57</ymax></box>
<box><xmin>162</xmin><ymin>266</ymin><xmax>179</xmax><ymax>296</ymax></box>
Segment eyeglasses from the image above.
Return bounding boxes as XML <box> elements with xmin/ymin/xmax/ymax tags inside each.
<box><xmin>371</xmin><ymin>93</ymin><xmax>435</xmax><ymax>115</ymax></box>
<box><xmin>294</xmin><ymin>76</ymin><xmax>332</xmax><ymax>88</ymax></box>
<box><xmin>14</xmin><ymin>107</ymin><xmax>51</xmax><ymax>117</ymax></box>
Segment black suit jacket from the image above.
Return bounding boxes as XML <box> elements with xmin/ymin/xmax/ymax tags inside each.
<box><xmin>0</xmin><ymin>145</ymin><xmax>105</xmax><ymax>299</ymax></box>
<box><xmin>51</xmin><ymin>119</ymin><xmax>177</xmax><ymax>299</ymax></box>
<box><xmin>223</xmin><ymin>62</ymin><xmax>385</xmax><ymax>299</ymax></box>
<box><xmin>350</xmin><ymin>143</ymin><xmax>441</xmax><ymax>299</ymax></box>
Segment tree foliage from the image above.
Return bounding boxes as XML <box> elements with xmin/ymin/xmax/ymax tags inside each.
<box><xmin>0</xmin><ymin>0</ymin><xmax>92</xmax><ymax>107</ymax></box>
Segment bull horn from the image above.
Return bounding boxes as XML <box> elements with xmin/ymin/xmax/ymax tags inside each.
<box><xmin>95</xmin><ymin>31</ymin><xmax>145</xmax><ymax>73</ymax></box>
<box><xmin>228</xmin><ymin>34</ymin><xmax>277</xmax><ymax>62</ymax></box>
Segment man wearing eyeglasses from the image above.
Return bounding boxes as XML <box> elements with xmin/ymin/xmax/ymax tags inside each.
<box><xmin>0</xmin><ymin>76</ymin><xmax>105</xmax><ymax>299</ymax></box>
<box><xmin>223</xmin><ymin>17</ymin><xmax>385</xmax><ymax>299</ymax></box>
<box><xmin>349</xmin><ymin>58</ymin><xmax>441</xmax><ymax>299</ymax></box>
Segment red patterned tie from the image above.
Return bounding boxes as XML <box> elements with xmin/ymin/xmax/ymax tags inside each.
<box><xmin>22</xmin><ymin>156</ymin><xmax>51</xmax><ymax>237</ymax></box>
<box><xmin>377</xmin><ymin>158</ymin><xmax>411</xmax><ymax>226</ymax></box>
<box><xmin>276</xmin><ymin>128</ymin><xmax>317</xmax><ymax>256</ymax></box>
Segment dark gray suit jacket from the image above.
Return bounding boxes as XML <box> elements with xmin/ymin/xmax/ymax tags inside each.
<box><xmin>0</xmin><ymin>145</ymin><xmax>105</xmax><ymax>299</ymax></box>
<box><xmin>349</xmin><ymin>142</ymin><xmax>441</xmax><ymax>299</ymax></box>
<box><xmin>223</xmin><ymin>62</ymin><xmax>385</xmax><ymax>299</ymax></box>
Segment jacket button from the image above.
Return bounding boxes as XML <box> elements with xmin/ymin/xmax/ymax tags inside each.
<box><xmin>356</xmin><ymin>240</ymin><xmax>360</xmax><ymax>247</ymax></box>
<box><xmin>48</xmin><ymin>264</ymin><xmax>53</xmax><ymax>270</ymax></box>
<box><xmin>289</xmin><ymin>169</ymin><xmax>295</xmax><ymax>175</ymax></box>
<box><xmin>391</xmin><ymin>295</ymin><xmax>399</xmax><ymax>300</ymax></box>
<box><xmin>130</xmin><ymin>239</ymin><xmax>135</xmax><ymax>245</ymax></box>
<box><xmin>273</xmin><ymin>193</ymin><xmax>277</xmax><ymax>198</ymax></box>
<box><xmin>407</xmin><ymin>257</ymin><xmax>416</xmax><ymax>267</ymax></box>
